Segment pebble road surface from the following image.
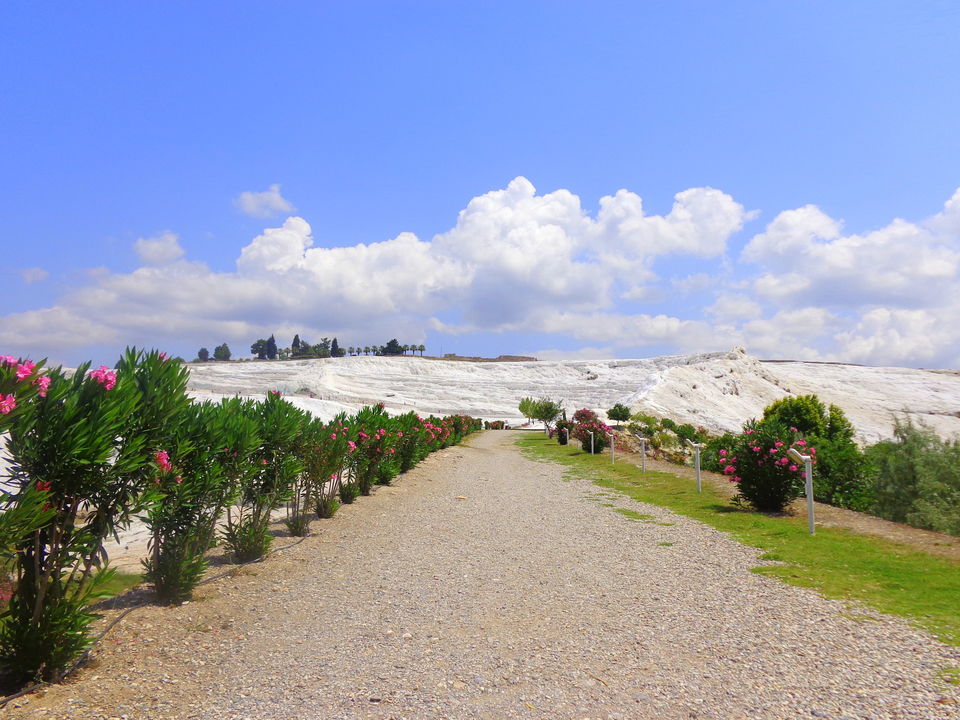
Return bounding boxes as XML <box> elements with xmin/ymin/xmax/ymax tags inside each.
<box><xmin>9</xmin><ymin>430</ymin><xmax>960</xmax><ymax>719</ymax></box>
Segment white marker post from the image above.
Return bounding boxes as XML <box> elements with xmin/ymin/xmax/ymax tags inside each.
<box><xmin>609</xmin><ymin>431</ymin><xmax>615</xmax><ymax>464</ymax></box>
<box><xmin>589</xmin><ymin>431</ymin><xmax>595</xmax><ymax>455</ymax></box>
<box><xmin>632</xmin><ymin>433</ymin><xmax>646</xmax><ymax>472</ymax></box>
<box><xmin>564</xmin><ymin>427</ymin><xmax>569</xmax><ymax>445</ymax></box>
<box><xmin>789</xmin><ymin>448</ymin><xmax>816</xmax><ymax>535</ymax></box>
<box><xmin>686</xmin><ymin>439</ymin><xmax>704</xmax><ymax>494</ymax></box>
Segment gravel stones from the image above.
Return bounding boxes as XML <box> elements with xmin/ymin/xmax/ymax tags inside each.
<box><xmin>11</xmin><ymin>431</ymin><xmax>960</xmax><ymax>719</ymax></box>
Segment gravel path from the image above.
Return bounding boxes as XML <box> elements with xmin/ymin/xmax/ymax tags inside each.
<box><xmin>9</xmin><ymin>431</ymin><xmax>960</xmax><ymax>719</ymax></box>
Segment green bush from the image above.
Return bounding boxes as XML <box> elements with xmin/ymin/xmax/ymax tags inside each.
<box><xmin>606</xmin><ymin>403</ymin><xmax>631</xmax><ymax>423</ymax></box>
<box><xmin>866</xmin><ymin>419</ymin><xmax>960</xmax><ymax>536</ymax></box>
<box><xmin>760</xmin><ymin>395</ymin><xmax>867</xmax><ymax>510</ymax></box>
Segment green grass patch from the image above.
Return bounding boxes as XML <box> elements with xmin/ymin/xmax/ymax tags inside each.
<box><xmin>614</xmin><ymin>508</ymin><xmax>655</xmax><ymax>522</ymax></box>
<box><xmin>937</xmin><ymin>667</ymin><xmax>960</xmax><ymax>686</ymax></box>
<box><xmin>518</xmin><ymin>434</ymin><xmax>960</xmax><ymax>646</ymax></box>
<box><xmin>95</xmin><ymin>571</ymin><xmax>143</xmax><ymax>603</ymax></box>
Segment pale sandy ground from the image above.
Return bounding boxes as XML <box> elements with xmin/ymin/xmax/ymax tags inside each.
<box><xmin>6</xmin><ymin>432</ymin><xmax>959</xmax><ymax>720</ymax></box>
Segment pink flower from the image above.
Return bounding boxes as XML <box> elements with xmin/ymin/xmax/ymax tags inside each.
<box><xmin>347</xmin><ymin>441</ymin><xmax>357</xmax><ymax>452</ymax></box>
<box><xmin>752</xmin><ymin>446</ymin><xmax>761</xmax><ymax>452</ymax></box>
<box><xmin>397</xmin><ymin>432</ymin><xmax>403</xmax><ymax>438</ymax></box>
<box><xmin>719</xmin><ymin>449</ymin><xmax>727</xmax><ymax>457</ymax></box>
<box><xmin>90</xmin><ymin>365</ymin><xmax>117</xmax><ymax>391</ymax></box>
<box><xmin>796</xmin><ymin>439</ymin><xmax>806</xmax><ymax>446</ymax></box>
<box><xmin>723</xmin><ymin>465</ymin><xmax>736</xmax><ymax>475</ymax></box>
<box><xmin>159</xmin><ymin>352</ymin><xmax>168</xmax><ymax>361</ymax></box>
<box><xmin>769</xmin><ymin>448</ymin><xmax>778</xmax><ymax>454</ymax></box>
<box><xmin>790</xmin><ymin>427</ymin><xmax>798</xmax><ymax>433</ymax></box>
<box><xmin>34</xmin><ymin>374</ymin><xmax>51</xmax><ymax>397</ymax></box>
<box><xmin>0</xmin><ymin>394</ymin><xmax>16</xmax><ymax>414</ymax></box>
<box><xmin>789</xmin><ymin>465</ymin><xmax>798</xmax><ymax>472</ymax></box>
<box><xmin>260</xmin><ymin>459</ymin><xmax>268</xmax><ymax>466</ymax></box>
<box><xmin>330</xmin><ymin>433</ymin><xmax>337</xmax><ymax>440</ymax></box>
<box><xmin>809</xmin><ymin>447</ymin><xmax>817</xmax><ymax>454</ymax></box>
<box><xmin>154</xmin><ymin>450</ymin><xmax>173</xmax><ymax>473</ymax></box>
<box><xmin>175</xmin><ymin>475</ymin><xmax>183</xmax><ymax>484</ymax></box>
<box><xmin>15</xmin><ymin>361</ymin><xmax>36</xmax><ymax>381</ymax></box>
<box><xmin>774</xmin><ymin>441</ymin><xmax>784</xmax><ymax>448</ymax></box>
<box><xmin>36</xmin><ymin>479</ymin><xmax>52</xmax><ymax>492</ymax></box>
<box><xmin>0</xmin><ymin>355</ymin><xmax>16</xmax><ymax>366</ymax></box>
<box><xmin>330</xmin><ymin>473</ymin><xmax>337</xmax><ymax>480</ymax></box>
<box><xmin>745</xmin><ymin>429</ymin><xmax>755</xmax><ymax>435</ymax></box>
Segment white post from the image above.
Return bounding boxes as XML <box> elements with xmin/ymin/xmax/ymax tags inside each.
<box><xmin>686</xmin><ymin>439</ymin><xmax>703</xmax><ymax>494</ymax></box>
<box><xmin>610</xmin><ymin>431</ymin><xmax>615</xmax><ymax>464</ymax></box>
<box><xmin>589</xmin><ymin>431</ymin><xmax>594</xmax><ymax>455</ymax></box>
<box><xmin>632</xmin><ymin>433</ymin><xmax>646</xmax><ymax>472</ymax></box>
<box><xmin>789</xmin><ymin>448</ymin><xmax>816</xmax><ymax>535</ymax></box>
<box><xmin>564</xmin><ymin>427</ymin><xmax>569</xmax><ymax>444</ymax></box>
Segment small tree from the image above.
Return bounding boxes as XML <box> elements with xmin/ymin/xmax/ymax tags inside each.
<box><xmin>383</xmin><ymin>339</ymin><xmax>404</xmax><ymax>356</ymax></box>
<box><xmin>251</xmin><ymin>339</ymin><xmax>268</xmax><ymax>360</ymax></box>
<box><xmin>533</xmin><ymin>398</ymin><xmax>562</xmax><ymax>432</ymax></box>
<box><xmin>213</xmin><ymin>343</ymin><xmax>231</xmax><ymax>361</ymax></box>
<box><xmin>291</xmin><ymin>334</ymin><xmax>301</xmax><ymax>354</ymax></box>
<box><xmin>347</xmin><ymin>346</ymin><xmax>355</xmax><ymax>356</ymax></box>
<box><xmin>418</xmin><ymin>344</ymin><xmax>425</xmax><ymax>356</ymax></box>
<box><xmin>363</xmin><ymin>346</ymin><xmax>371</xmax><ymax>356</ymax></box>
<box><xmin>197</xmin><ymin>347</ymin><xmax>209</xmax><ymax>362</ymax></box>
<box><xmin>266</xmin><ymin>335</ymin><xmax>278</xmax><ymax>360</ymax></box>
<box><xmin>606</xmin><ymin>403</ymin><xmax>631</xmax><ymax>425</ymax></box>
<box><xmin>331</xmin><ymin>338</ymin><xmax>342</xmax><ymax>357</ymax></box>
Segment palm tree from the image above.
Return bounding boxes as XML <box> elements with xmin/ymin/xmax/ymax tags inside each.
<box><xmin>363</xmin><ymin>346</ymin><xmax>370</xmax><ymax>355</ymax></box>
<box><xmin>418</xmin><ymin>344</ymin><xmax>425</xmax><ymax>356</ymax></box>
<box><xmin>402</xmin><ymin>344</ymin><xmax>410</xmax><ymax>355</ymax></box>
<box><xmin>347</xmin><ymin>346</ymin><xmax>355</xmax><ymax>356</ymax></box>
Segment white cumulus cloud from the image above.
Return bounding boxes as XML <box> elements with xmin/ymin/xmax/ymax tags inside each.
<box><xmin>234</xmin><ymin>184</ymin><xmax>295</xmax><ymax>218</ymax></box>
<box><xmin>3</xmin><ymin>177</ymin><xmax>959</xmax><ymax>369</ymax></box>
<box><xmin>134</xmin><ymin>232</ymin><xmax>185</xmax><ymax>266</ymax></box>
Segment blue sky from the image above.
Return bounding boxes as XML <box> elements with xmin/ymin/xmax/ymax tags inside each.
<box><xmin>2</xmin><ymin>1</ymin><xmax>959</xmax><ymax>367</ymax></box>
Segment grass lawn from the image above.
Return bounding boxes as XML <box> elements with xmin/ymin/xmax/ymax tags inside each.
<box><xmin>518</xmin><ymin>433</ymin><xmax>960</xmax><ymax>647</ymax></box>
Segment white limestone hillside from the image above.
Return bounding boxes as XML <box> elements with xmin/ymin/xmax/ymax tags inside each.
<box><xmin>186</xmin><ymin>348</ymin><xmax>960</xmax><ymax>444</ymax></box>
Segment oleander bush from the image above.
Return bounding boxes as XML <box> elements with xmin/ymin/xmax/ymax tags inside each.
<box><xmin>720</xmin><ymin>420</ymin><xmax>815</xmax><ymax>513</ymax></box>
<box><xmin>0</xmin><ymin>347</ymin><xmax>481</xmax><ymax>685</ymax></box>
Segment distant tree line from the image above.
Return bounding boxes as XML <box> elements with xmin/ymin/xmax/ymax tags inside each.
<box><xmin>196</xmin><ymin>336</ymin><xmax>426</xmax><ymax>362</ymax></box>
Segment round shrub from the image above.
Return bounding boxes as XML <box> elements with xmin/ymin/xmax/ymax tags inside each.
<box><xmin>721</xmin><ymin>421</ymin><xmax>815</xmax><ymax>513</ymax></box>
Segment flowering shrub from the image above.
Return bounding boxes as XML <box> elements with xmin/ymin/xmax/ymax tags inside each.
<box><xmin>223</xmin><ymin>392</ymin><xmax>306</xmax><ymax>559</ymax></box>
<box><xmin>0</xmin><ymin>343</ymin><xmax>482</xmax><ymax>684</ymax></box>
<box><xmin>721</xmin><ymin>421</ymin><xmax>816</xmax><ymax>512</ymax></box>
<box><xmin>554</xmin><ymin>418</ymin><xmax>574</xmax><ymax>445</ymax></box>
<box><xmin>1</xmin><ymin>348</ymin><xmax>189</xmax><ymax>682</ymax></box>
<box><xmin>570</xmin><ymin>409</ymin><xmax>612</xmax><ymax>453</ymax></box>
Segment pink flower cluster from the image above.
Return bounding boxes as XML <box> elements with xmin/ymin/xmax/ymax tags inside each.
<box><xmin>154</xmin><ymin>450</ymin><xmax>173</xmax><ymax>473</ymax></box>
<box><xmin>90</xmin><ymin>365</ymin><xmax>117</xmax><ymax>391</ymax></box>
<box><xmin>0</xmin><ymin>394</ymin><xmax>15</xmax><ymax>414</ymax></box>
<box><xmin>719</xmin><ymin>432</ymin><xmax>816</xmax><ymax>484</ymax></box>
<box><xmin>2</xmin><ymin>355</ymin><xmax>50</xmax><ymax>398</ymax></box>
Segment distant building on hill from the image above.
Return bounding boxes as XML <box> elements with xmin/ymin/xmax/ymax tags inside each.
<box><xmin>442</xmin><ymin>353</ymin><xmax>537</xmax><ymax>362</ymax></box>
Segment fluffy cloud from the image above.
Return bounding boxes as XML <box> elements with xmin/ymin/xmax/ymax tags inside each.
<box><xmin>2</xmin><ymin>178</ymin><xmax>959</xmax><ymax>369</ymax></box>
<box><xmin>743</xmin><ymin>201</ymin><xmax>960</xmax><ymax>308</ymax></box>
<box><xmin>134</xmin><ymin>232</ymin><xmax>185</xmax><ymax>266</ymax></box>
<box><xmin>234</xmin><ymin>184</ymin><xmax>295</xmax><ymax>218</ymax></box>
